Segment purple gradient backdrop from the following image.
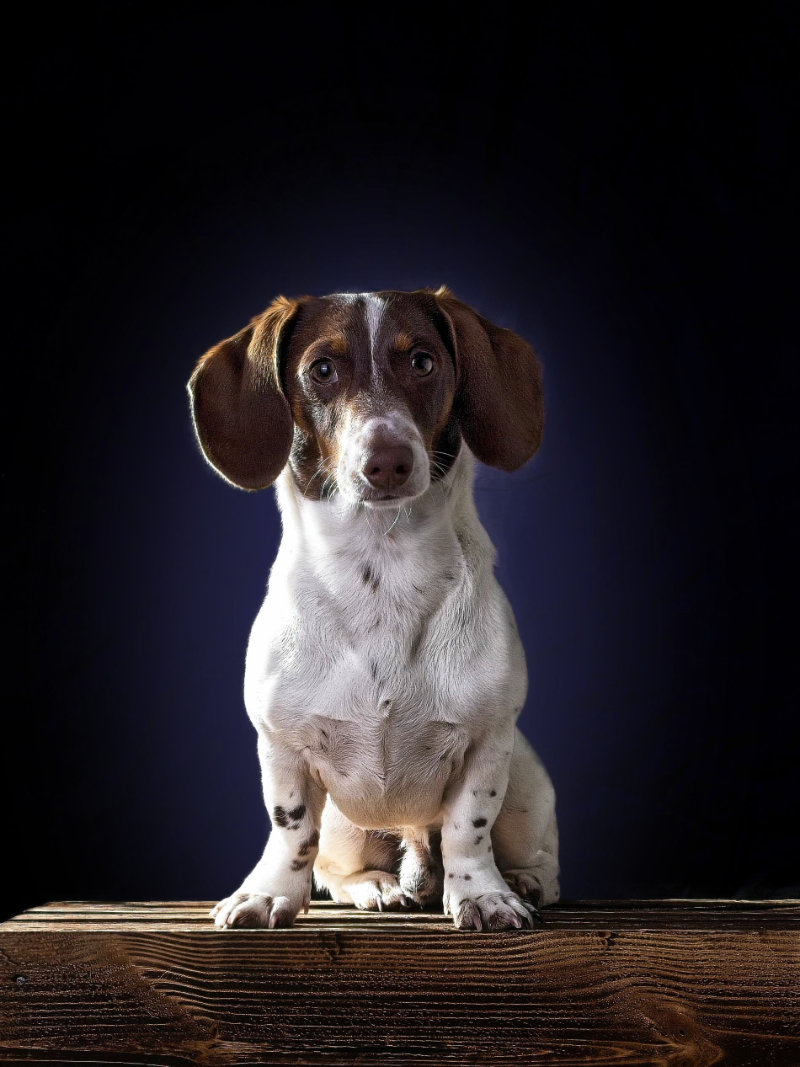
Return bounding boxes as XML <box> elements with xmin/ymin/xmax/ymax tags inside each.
<box><xmin>3</xmin><ymin>4</ymin><xmax>798</xmax><ymax>919</ymax></box>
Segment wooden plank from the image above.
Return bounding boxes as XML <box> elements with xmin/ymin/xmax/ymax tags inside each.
<box><xmin>1</xmin><ymin>901</ymin><xmax>798</xmax><ymax>1065</ymax></box>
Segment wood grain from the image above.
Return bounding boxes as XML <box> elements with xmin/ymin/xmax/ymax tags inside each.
<box><xmin>1</xmin><ymin>900</ymin><xmax>798</xmax><ymax>1064</ymax></box>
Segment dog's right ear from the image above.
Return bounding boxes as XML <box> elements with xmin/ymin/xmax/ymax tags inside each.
<box><xmin>187</xmin><ymin>296</ymin><xmax>306</xmax><ymax>490</ymax></box>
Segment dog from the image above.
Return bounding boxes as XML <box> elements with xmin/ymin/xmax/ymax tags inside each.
<box><xmin>187</xmin><ymin>286</ymin><xmax>560</xmax><ymax>931</ymax></box>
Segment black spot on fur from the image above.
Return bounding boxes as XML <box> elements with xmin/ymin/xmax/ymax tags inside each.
<box><xmin>275</xmin><ymin>803</ymin><xmax>306</xmax><ymax>830</ymax></box>
<box><xmin>475</xmin><ymin>835</ymin><xmax>483</xmax><ymax>845</ymax></box>
<box><xmin>448</xmin><ymin>873</ymin><xmax>455</xmax><ymax>879</ymax></box>
<box><xmin>290</xmin><ymin>859</ymin><xmax>308</xmax><ymax>871</ymax></box>
<box><xmin>489</xmin><ymin>790</ymin><xmax>497</xmax><ymax>797</ymax></box>
<box><xmin>473</xmin><ymin>818</ymin><xmax>487</xmax><ymax>828</ymax></box>
<box><xmin>362</xmin><ymin>565</ymin><xmax>380</xmax><ymax>591</ymax></box>
<box><xmin>464</xmin><ymin>874</ymin><xmax>472</xmax><ymax>881</ymax></box>
<box><xmin>444</xmin><ymin>572</ymin><xmax>455</xmax><ymax>581</ymax></box>
<box><xmin>298</xmin><ymin>830</ymin><xmax>320</xmax><ymax>856</ymax></box>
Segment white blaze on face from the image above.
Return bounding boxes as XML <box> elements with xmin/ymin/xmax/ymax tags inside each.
<box><xmin>336</xmin><ymin>292</ymin><xmax>386</xmax><ymax>365</ymax></box>
<box><xmin>362</xmin><ymin>293</ymin><xmax>385</xmax><ymax>364</ymax></box>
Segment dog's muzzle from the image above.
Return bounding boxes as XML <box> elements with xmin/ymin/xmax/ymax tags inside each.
<box><xmin>339</xmin><ymin>416</ymin><xmax>430</xmax><ymax>506</ymax></box>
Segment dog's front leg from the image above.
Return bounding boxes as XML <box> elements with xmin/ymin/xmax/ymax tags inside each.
<box><xmin>441</xmin><ymin>724</ymin><xmax>541</xmax><ymax>931</ymax></box>
<box><xmin>211</xmin><ymin>735</ymin><xmax>325</xmax><ymax>929</ymax></box>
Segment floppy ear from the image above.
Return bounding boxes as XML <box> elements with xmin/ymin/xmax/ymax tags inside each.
<box><xmin>432</xmin><ymin>286</ymin><xmax>544</xmax><ymax>471</ymax></box>
<box><xmin>187</xmin><ymin>296</ymin><xmax>305</xmax><ymax>490</ymax></box>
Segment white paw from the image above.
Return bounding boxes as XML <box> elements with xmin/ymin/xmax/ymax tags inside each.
<box><xmin>447</xmin><ymin>891</ymin><xmax>541</xmax><ymax>931</ymax></box>
<box><xmin>342</xmin><ymin>870</ymin><xmax>413</xmax><ymax>911</ymax></box>
<box><xmin>398</xmin><ymin>854</ymin><xmax>444</xmax><ymax>908</ymax></box>
<box><xmin>210</xmin><ymin>891</ymin><xmax>300</xmax><ymax>929</ymax></box>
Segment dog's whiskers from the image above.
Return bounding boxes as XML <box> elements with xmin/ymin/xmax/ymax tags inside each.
<box><xmin>385</xmin><ymin>506</ymin><xmax>403</xmax><ymax>536</ymax></box>
<box><xmin>428</xmin><ymin>450</ymin><xmax>456</xmax><ymax>483</ymax></box>
<box><xmin>319</xmin><ymin>465</ymin><xmax>339</xmax><ymax>499</ymax></box>
<box><xmin>305</xmin><ymin>457</ymin><xmax>334</xmax><ymax>494</ymax></box>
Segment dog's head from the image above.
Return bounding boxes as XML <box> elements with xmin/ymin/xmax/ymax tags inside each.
<box><xmin>187</xmin><ymin>287</ymin><xmax>544</xmax><ymax>505</ymax></box>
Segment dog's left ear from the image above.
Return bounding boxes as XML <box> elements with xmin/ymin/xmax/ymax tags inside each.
<box><xmin>187</xmin><ymin>296</ymin><xmax>307</xmax><ymax>490</ymax></box>
<box><xmin>431</xmin><ymin>286</ymin><xmax>544</xmax><ymax>471</ymax></box>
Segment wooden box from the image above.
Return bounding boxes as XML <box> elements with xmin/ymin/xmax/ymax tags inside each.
<box><xmin>1</xmin><ymin>899</ymin><xmax>798</xmax><ymax>1064</ymax></box>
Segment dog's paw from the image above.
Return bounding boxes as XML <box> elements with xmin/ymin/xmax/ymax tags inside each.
<box><xmin>501</xmin><ymin>869</ymin><xmax>546</xmax><ymax>908</ymax></box>
<box><xmin>398</xmin><ymin>853</ymin><xmax>444</xmax><ymax>908</ymax></box>
<box><xmin>502</xmin><ymin>866</ymin><xmax>559</xmax><ymax>908</ymax></box>
<box><xmin>340</xmin><ymin>870</ymin><xmax>413</xmax><ymax>911</ymax></box>
<box><xmin>448</xmin><ymin>891</ymin><xmax>541</xmax><ymax>932</ymax></box>
<box><xmin>210</xmin><ymin>892</ymin><xmax>299</xmax><ymax>929</ymax></box>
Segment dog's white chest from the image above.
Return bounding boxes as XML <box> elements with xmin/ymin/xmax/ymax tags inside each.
<box><xmin>296</xmin><ymin>675</ymin><xmax>473</xmax><ymax>828</ymax></box>
<box><xmin>244</xmin><ymin>462</ymin><xmax>525</xmax><ymax>830</ymax></box>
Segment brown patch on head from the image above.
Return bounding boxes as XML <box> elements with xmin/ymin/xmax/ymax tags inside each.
<box><xmin>327</xmin><ymin>334</ymin><xmax>349</xmax><ymax>355</ymax></box>
<box><xmin>392</xmin><ymin>332</ymin><xmax>414</xmax><ymax>353</ymax></box>
<box><xmin>279</xmin><ymin>299</ymin><xmax>363</xmax><ymax>498</ymax></box>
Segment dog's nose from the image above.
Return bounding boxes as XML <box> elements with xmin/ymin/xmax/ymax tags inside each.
<box><xmin>363</xmin><ymin>445</ymin><xmax>414</xmax><ymax>492</ymax></box>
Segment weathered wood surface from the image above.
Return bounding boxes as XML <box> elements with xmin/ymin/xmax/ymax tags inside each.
<box><xmin>1</xmin><ymin>900</ymin><xmax>798</xmax><ymax>1065</ymax></box>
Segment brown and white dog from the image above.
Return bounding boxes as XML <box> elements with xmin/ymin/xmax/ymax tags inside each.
<box><xmin>188</xmin><ymin>286</ymin><xmax>560</xmax><ymax>931</ymax></box>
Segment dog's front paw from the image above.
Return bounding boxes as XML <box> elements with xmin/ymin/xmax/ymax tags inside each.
<box><xmin>210</xmin><ymin>891</ymin><xmax>299</xmax><ymax>929</ymax></box>
<box><xmin>447</xmin><ymin>891</ymin><xmax>541</xmax><ymax>932</ymax></box>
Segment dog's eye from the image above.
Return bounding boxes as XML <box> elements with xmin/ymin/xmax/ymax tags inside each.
<box><xmin>310</xmin><ymin>359</ymin><xmax>338</xmax><ymax>385</ymax></box>
<box><xmin>411</xmin><ymin>352</ymin><xmax>434</xmax><ymax>376</ymax></box>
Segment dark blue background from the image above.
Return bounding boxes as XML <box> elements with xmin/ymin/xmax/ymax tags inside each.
<box><xmin>4</xmin><ymin>3</ymin><xmax>798</xmax><ymax>920</ymax></box>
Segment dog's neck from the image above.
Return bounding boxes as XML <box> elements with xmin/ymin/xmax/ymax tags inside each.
<box><xmin>274</xmin><ymin>444</ymin><xmax>486</xmax><ymax>581</ymax></box>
